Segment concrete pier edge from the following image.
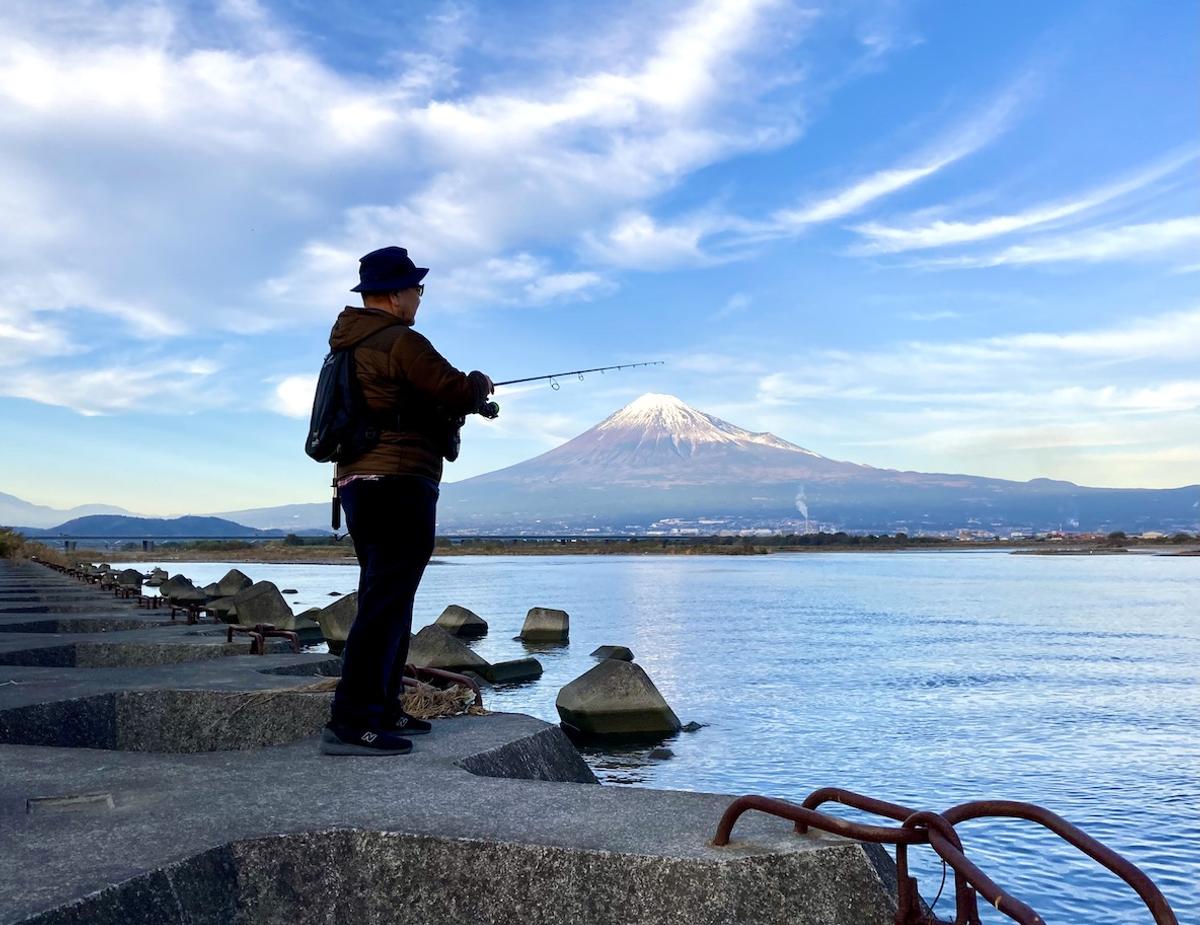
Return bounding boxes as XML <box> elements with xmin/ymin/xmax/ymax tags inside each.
<box><xmin>1</xmin><ymin>558</ymin><xmax>900</xmax><ymax>924</ymax></box>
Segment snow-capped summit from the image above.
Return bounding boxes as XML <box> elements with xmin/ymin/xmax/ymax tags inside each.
<box><xmin>597</xmin><ymin>393</ymin><xmax>822</xmax><ymax>456</ymax></box>
<box><xmin>466</xmin><ymin>392</ymin><xmax>844</xmax><ymax>489</ymax></box>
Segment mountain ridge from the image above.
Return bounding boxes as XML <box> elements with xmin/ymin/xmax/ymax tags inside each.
<box><xmin>436</xmin><ymin>394</ymin><xmax>1197</xmax><ymax>534</ymax></box>
<box><xmin>17</xmin><ymin>514</ymin><xmax>281</xmax><ymax>538</ymax></box>
<box><xmin>6</xmin><ymin>395</ymin><xmax>1197</xmax><ymax>535</ymax></box>
<box><xmin>0</xmin><ymin>491</ymin><xmax>141</xmax><ymax>530</ymax></box>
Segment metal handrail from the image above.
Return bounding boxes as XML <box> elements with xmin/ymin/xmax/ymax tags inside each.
<box><xmin>713</xmin><ymin>788</ymin><xmax>1179</xmax><ymax>925</ymax></box>
<box><xmin>941</xmin><ymin>801</ymin><xmax>1178</xmax><ymax>925</ymax></box>
<box><xmin>713</xmin><ymin>794</ymin><xmax>928</xmax><ymax>847</ymax></box>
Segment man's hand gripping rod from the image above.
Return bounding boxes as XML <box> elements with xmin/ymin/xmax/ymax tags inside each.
<box><xmin>479</xmin><ymin>361</ymin><xmax>664</xmax><ymax>418</ymax></box>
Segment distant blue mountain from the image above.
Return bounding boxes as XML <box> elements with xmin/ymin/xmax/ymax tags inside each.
<box><xmin>21</xmin><ymin>514</ymin><xmax>277</xmax><ymax>538</ymax></box>
<box><xmin>0</xmin><ymin>491</ymin><xmax>139</xmax><ymax>530</ymax></box>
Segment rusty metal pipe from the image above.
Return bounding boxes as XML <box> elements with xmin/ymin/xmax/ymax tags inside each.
<box><xmin>904</xmin><ymin>810</ymin><xmax>1039</xmax><ymax>925</ymax></box>
<box><xmin>942</xmin><ymin>801</ymin><xmax>1178</xmax><ymax>925</ymax></box>
<box><xmin>803</xmin><ymin>787</ymin><xmax>920</xmax><ymax>824</ymax></box>
<box><xmin>713</xmin><ymin>794</ymin><xmax>927</xmax><ymax>847</ymax></box>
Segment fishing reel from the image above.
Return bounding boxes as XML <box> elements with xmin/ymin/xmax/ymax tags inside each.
<box><xmin>480</xmin><ymin>401</ymin><xmax>500</xmax><ymax>419</ymax></box>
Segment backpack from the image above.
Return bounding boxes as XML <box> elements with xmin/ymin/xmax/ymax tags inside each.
<box><xmin>304</xmin><ymin>348</ymin><xmax>381</xmax><ymax>464</ymax></box>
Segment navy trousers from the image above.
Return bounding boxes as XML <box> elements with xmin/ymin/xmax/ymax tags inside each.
<box><xmin>332</xmin><ymin>475</ymin><xmax>438</xmax><ymax>728</ymax></box>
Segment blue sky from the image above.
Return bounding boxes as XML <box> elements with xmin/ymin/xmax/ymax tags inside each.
<box><xmin>1</xmin><ymin>0</ymin><xmax>1197</xmax><ymax>516</ymax></box>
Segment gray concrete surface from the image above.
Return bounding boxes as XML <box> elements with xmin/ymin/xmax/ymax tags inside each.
<box><xmin>0</xmin><ymin>558</ymin><xmax>900</xmax><ymax>925</ymax></box>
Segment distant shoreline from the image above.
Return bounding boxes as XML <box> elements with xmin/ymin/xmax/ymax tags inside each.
<box><xmin>40</xmin><ymin>536</ymin><xmax>1200</xmax><ymax>565</ymax></box>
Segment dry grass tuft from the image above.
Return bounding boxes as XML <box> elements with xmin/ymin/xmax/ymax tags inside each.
<box><xmin>290</xmin><ymin>678</ymin><xmax>486</xmax><ymax>719</ymax></box>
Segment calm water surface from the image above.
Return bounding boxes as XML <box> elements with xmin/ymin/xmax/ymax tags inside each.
<box><xmin>124</xmin><ymin>552</ymin><xmax>1199</xmax><ymax>924</ymax></box>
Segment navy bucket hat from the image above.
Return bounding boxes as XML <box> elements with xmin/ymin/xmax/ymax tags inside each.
<box><xmin>350</xmin><ymin>246</ymin><xmax>429</xmax><ymax>293</ymax></box>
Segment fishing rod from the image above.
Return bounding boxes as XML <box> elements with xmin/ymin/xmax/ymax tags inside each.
<box><xmin>493</xmin><ymin>361</ymin><xmax>664</xmax><ymax>389</ymax></box>
<box><xmin>481</xmin><ymin>361</ymin><xmax>663</xmax><ymax>418</ymax></box>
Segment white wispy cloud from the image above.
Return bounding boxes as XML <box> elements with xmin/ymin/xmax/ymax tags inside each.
<box><xmin>0</xmin><ymin>305</ymin><xmax>79</xmax><ymax>366</ymax></box>
<box><xmin>852</xmin><ymin>149</ymin><xmax>1200</xmax><ymax>253</ymax></box>
<box><xmin>1</xmin><ymin>357</ymin><xmax>223</xmax><ymax>415</ymax></box>
<box><xmin>0</xmin><ymin>0</ymin><xmax>810</xmax><ymax>340</ymax></box>
<box><xmin>582</xmin><ymin>77</ymin><xmax>1034</xmax><ymax>267</ymax></box>
<box><xmin>714</xmin><ymin>293</ymin><xmax>752</xmax><ymax>319</ymax></box>
<box><xmin>725</xmin><ymin>304</ymin><xmax>1200</xmax><ymax>488</ymax></box>
<box><xmin>899</xmin><ymin>309</ymin><xmax>960</xmax><ymax>322</ymax></box>
<box><xmin>995</xmin><ymin>306</ymin><xmax>1200</xmax><ymax>359</ymax></box>
<box><xmin>582</xmin><ymin>211</ymin><xmax>748</xmax><ymax>270</ymax></box>
<box><xmin>772</xmin><ymin>78</ymin><xmax>1031</xmax><ymax>227</ymax></box>
<box><xmin>925</xmin><ymin>216</ymin><xmax>1200</xmax><ymax>268</ymax></box>
<box><xmin>784</xmin><ymin>306</ymin><xmax>1200</xmax><ymax>383</ymax></box>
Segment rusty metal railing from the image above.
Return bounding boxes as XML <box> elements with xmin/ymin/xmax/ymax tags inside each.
<box><xmin>714</xmin><ymin>787</ymin><xmax>1178</xmax><ymax>925</ymax></box>
<box><xmin>227</xmin><ymin>623</ymin><xmax>300</xmax><ymax>655</ymax></box>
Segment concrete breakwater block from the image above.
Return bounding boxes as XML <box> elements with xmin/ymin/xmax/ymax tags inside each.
<box><xmin>232</xmin><ymin>582</ymin><xmax>291</xmax><ymax>625</ymax></box>
<box><xmin>556</xmin><ymin>660</ymin><xmax>681</xmax><ymax>737</ymax></box>
<box><xmin>316</xmin><ymin>593</ymin><xmax>357</xmax><ymax>655</ymax></box>
<box><xmin>207</xmin><ymin>596</ymin><xmax>239</xmax><ymax>622</ymax></box>
<box><xmin>216</xmin><ymin>568</ymin><xmax>253</xmax><ymax>597</ymax></box>
<box><xmin>0</xmin><ymin>641</ymin><xmax>239</xmax><ymax>669</ymax></box>
<box><xmin>0</xmin><ymin>689</ymin><xmax>331</xmax><ymax>753</ymax></box>
<box><xmin>481</xmin><ymin>657</ymin><xmax>543</xmax><ymax>685</ymax></box>
<box><xmin>435</xmin><ymin>604</ymin><xmax>488</xmax><ymax>638</ymax></box>
<box><xmin>160</xmin><ymin>575</ymin><xmax>205</xmax><ymax>604</ymax></box>
<box><xmin>22</xmin><ymin>828</ymin><xmax>900</xmax><ymax>925</ymax></box>
<box><xmin>455</xmin><ymin>725</ymin><xmax>598</xmax><ymax>783</ymax></box>
<box><xmin>115</xmin><ymin>568</ymin><xmax>143</xmax><ymax>589</ymax></box>
<box><xmin>408</xmin><ymin>625</ymin><xmax>490</xmax><ymax>672</ymax></box>
<box><xmin>520</xmin><ymin>606</ymin><xmax>569</xmax><ymax>642</ymax></box>
<box><xmin>591</xmin><ymin>645</ymin><xmax>634</xmax><ymax>661</ymax></box>
<box><xmin>233</xmin><ymin>582</ymin><xmax>322</xmax><ymax>642</ymax></box>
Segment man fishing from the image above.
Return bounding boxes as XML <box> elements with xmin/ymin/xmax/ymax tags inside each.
<box><xmin>321</xmin><ymin>245</ymin><xmax>493</xmax><ymax>756</ymax></box>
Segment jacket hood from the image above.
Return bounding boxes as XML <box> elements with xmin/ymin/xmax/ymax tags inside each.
<box><xmin>329</xmin><ymin>307</ymin><xmax>407</xmax><ymax>351</ymax></box>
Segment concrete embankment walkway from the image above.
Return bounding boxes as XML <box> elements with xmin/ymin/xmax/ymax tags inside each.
<box><xmin>0</xmin><ymin>558</ymin><xmax>899</xmax><ymax>925</ymax></box>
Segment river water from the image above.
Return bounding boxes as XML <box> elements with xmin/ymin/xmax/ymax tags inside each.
<box><xmin>117</xmin><ymin>551</ymin><xmax>1198</xmax><ymax>923</ymax></box>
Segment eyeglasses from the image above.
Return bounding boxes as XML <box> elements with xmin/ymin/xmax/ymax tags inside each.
<box><xmin>413</xmin><ymin>284</ymin><xmax>425</xmax><ymax>296</ymax></box>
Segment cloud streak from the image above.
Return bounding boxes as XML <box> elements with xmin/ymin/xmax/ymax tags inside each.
<box><xmin>925</xmin><ymin>216</ymin><xmax>1200</xmax><ymax>268</ymax></box>
<box><xmin>852</xmin><ymin>149</ymin><xmax>1200</xmax><ymax>253</ymax></box>
<box><xmin>772</xmin><ymin>78</ymin><xmax>1031</xmax><ymax>227</ymax></box>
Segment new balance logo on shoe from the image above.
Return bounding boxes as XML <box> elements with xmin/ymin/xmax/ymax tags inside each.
<box><xmin>319</xmin><ymin>723</ymin><xmax>412</xmax><ymax>756</ymax></box>
<box><xmin>389</xmin><ymin>711</ymin><xmax>432</xmax><ymax>735</ymax></box>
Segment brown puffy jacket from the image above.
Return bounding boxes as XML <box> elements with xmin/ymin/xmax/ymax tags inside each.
<box><xmin>329</xmin><ymin>307</ymin><xmax>490</xmax><ymax>484</ymax></box>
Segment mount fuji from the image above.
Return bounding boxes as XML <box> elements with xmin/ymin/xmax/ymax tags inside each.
<box><xmin>204</xmin><ymin>394</ymin><xmax>1198</xmax><ymax>534</ymax></box>
<box><xmin>436</xmin><ymin>394</ymin><xmax>1199</xmax><ymax>534</ymax></box>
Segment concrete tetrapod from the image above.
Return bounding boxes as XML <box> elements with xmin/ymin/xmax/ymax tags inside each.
<box><xmin>520</xmin><ymin>606</ymin><xmax>569</xmax><ymax>642</ymax></box>
<box><xmin>481</xmin><ymin>658</ymin><xmax>543</xmax><ymax>684</ymax></box>
<box><xmin>214</xmin><ymin>568</ymin><xmax>253</xmax><ymax>598</ymax></box>
<box><xmin>556</xmin><ymin>659</ymin><xmax>681</xmax><ymax>738</ymax></box>
<box><xmin>159</xmin><ymin>575</ymin><xmax>205</xmax><ymax>604</ymax></box>
<box><xmin>408</xmin><ymin>625</ymin><xmax>490</xmax><ymax>673</ymax></box>
<box><xmin>590</xmin><ymin>645</ymin><xmax>634</xmax><ymax>661</ymax></box>
<box><xmin>232</xmin><ymin>582</ymin><xmax>322</xmax><ymax>643</ymax></box>
<box><xmin>232</xmin><ymin>582</ymin><xmax>292</xmax><ymax>626</ymax></box>
<box><xmin>207</xmin><ymin>597</ymin><xmax>239</xmax><ymax>623</ymax></box>
<box><xmin>316</xmin><ymin>592</ymin><xmax>357</xmax><ymax>655</ymax></box>
<box><xmin>115</xmin><ymin>569</ymin><xmax>143</xmax><ymax>589</ymax></box>
<box><xmin>435</xmin><ymin>604</ymin><xmax>489</xmax><ymax>638</ymax></box>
